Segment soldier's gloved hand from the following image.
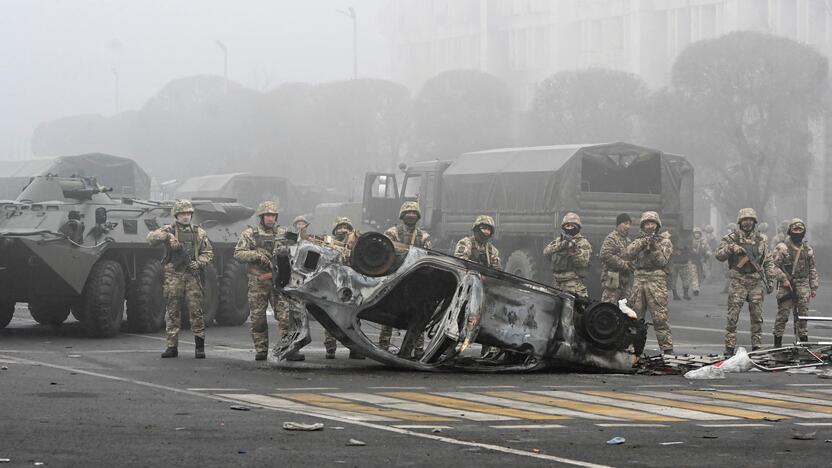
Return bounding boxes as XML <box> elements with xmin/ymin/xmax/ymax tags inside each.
<box><xmin>168</xmin><ymin>234</ymin><xmax>181</xmax><ymax>251</ymax></box>
<box><xmin>187</xmin><ymin>260</ymin><xmax>200</xmax><ymax>272</ymax></box>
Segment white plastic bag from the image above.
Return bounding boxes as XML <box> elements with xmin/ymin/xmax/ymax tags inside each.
<box><xmin>617</xmin><ymin>299</ymin><xmax>638</xmax><ymax>319</ymax></box>
<box><xmin>717</xmin><ymin>347</ymin><xmax>754</xmax><ymax>373</ymax></box>
<box><xmin>684</xmin><ymin>365</ymin><xmax>726</xmax><ymax>380</ymax></box>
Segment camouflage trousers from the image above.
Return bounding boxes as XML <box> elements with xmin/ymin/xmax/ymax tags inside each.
<box><xmin>686</xmin><ymin>262</ymin><xmax>701</xmax><ymax>292</ymax></box>
<box><xmin>551</xmin><ymin>273</ymin><xmax>588</xmax><ymax>297</ymax></box>
<box><xmin>601</xmin><ymin>286</ymin><xmax>630</xmax><ymax>304</ymax></box>
<box><xmin>725</xmin><ymin>274</ymin><xmax>765</xmax><ymax>348</ymax></box>
<box><xmin>773</xmin><ymin>278</ymin><xmax>812</xmax><ymax>338</ymax></box>
<box><xmin>629</xmin><ymin>271</ymin><xmax>673</xmax><ymax>351</ymax></box>
<box><xmin>379</xmin><ymin>325</ymin><xmax>425</xmax><ymax>355</ymax></box>
<box><xmin>247</xmin><ymin>273</ymin><xmax>290</xmax><ymax>353</ymax></box>
<box><xmin>668</xmin><ymin>263</ymin><xmax>693</xmax><ymax>291</ymax></box>
<box><xmin>163</xmin><ymin>266</ymin><xmax>204</xmax><ymax>348</ymax></box>
<box><xmin>324</xmin><ymin>329</ymin><xmax>338</xmax><ymax>353</ymax></box>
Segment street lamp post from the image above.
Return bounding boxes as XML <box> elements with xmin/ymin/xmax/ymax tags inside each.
<box><xmin>338</xmin><ymin>7</ymin><xmax>358</xmax><ymax>79</ymax></box>
<box><xmin>111</xmin><ymin>68</ymin><xmax>119</xmax><ymax>113</ymax></box>
<box><xmin>215</xmin><ymin>40</ymin><xmax>228</xmax><ymax>94</ymax></box>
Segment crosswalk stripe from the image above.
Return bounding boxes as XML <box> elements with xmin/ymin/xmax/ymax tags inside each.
<box><xmin>217</xmin><ymin>393</ymin><xmax>396</xmax><ymax>422</ymax></box>
<box><xmin>583</xmin><ymin>390</ymin><xmax>788</xmax><ymax>420</ymax></box>
<box><xmin>330</xmin><ymin>393</ymin><xmax>506</xmax><ymax>421</ymax></box>
<box><xmin>778</xmin><ymin>389</ymin><xmax>832</xmax><ymax>400</ymax></box>
<box><xmin>277</xmin><ymin>393</ymin><xmax>455</xmax><ymax>422</ymax></box>
<box><xmin>438</xmin><ymin>392</ymin><xmax>617</xmax><ymax>421</ymax></box>
<box><xmin>640</xmin><ymin>391</ymin><xmax>827</xmax><ymax>419</ymax></box>
<box><xmin>532</xmin><ymin>391</ymin><xmax>732</xmax><ymax>421</ymax></box>
<box><xmin>681</xmin><ymin>390</ymin><xmax>832</xmax><ymax>415</ymax></box>
<box><xmin>723</xmin><ymin>389</ymin><xmax>832</xmax><ymax>407</ymax></box>
<box><xmin>488</xmin><ymin>391</ymin><xmax>681</xmax><ymax>422</ymax></box>
<box><xmin>383</xmin><ymin>392</ymin><xmax>566</xmax><ymax>420</ymax></box>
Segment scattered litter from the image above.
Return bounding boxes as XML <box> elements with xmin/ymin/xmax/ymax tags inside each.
<box><xmin>825</xmin><ymin>440</ymin><xmax>832</xmax><ymax>443</ymax></box>
<box><xmin>282</xmin><ymin>422</ymin><xmax>324</xmax><ymax>431</ymax></box>
<box><xmin>792</xmin><ymin>430</ymin><xmax>817</xmax><ymax>441</ymax></box>
<box><xmin>431</xmin><ymin>428</ymin><xmax>442</xmax><ymax>433</ymax></box>
<box><xmin>175</xmin><ymin>427</ymin><xmax>186</xmax><ymax>431</ymax></box>
<box><xmin>785</xmin><ymin>367</ymin><xmax>821</xmax><ymax>374</ymax></box>
<box><xmin>346</xmin><ymin>439</ymin><xmax>366</xmax><ymax>446</ymax></box>
<box><xmin>49</xmin><ymin>382</ymin><xmax>57</xmax><ymax>385</ymax></box>
<box><xmin>0</xmin><ymin>459</ymin><xmax>9</xmax><ymax>463</ymax></box>
<box><xmin>762</xmin><ymin>417</ymin><xmax>783</xmax><ymax>422</ymax></box>
<box><xmin>1</xmin><ymin>366</ymin><xmax>7</xmax><ymax>370</ymax></box>
<box><xmin>330</xmin><ymin>426</ymin><xmax>344</xmax><ymax>430</ymax></box>
<box><xmin>67</xmin><ymin>354</ymin><xmax>81</xmax><ymax>358</ymax></box>
<box><xmin>715</xmin><ymin>347</ymin><xmax>753</xmax><ymax>373</ymax></box>
<box><xmin>660</xmin><ymin>441</ymin><xmax>684</xmax><ymax>446</ymax></box>
<box><xmin>818</xmin><ymin>370</ymin><xmax>832</xmax><ymax>380</ymax></box>
<box><xmin>531</xmin><ymin>448</ymin><xmax>541</xmax><ymax>453</ymax></box>
<box><xmin>237</xmin><ymin>450</ymin><xmax>247</xmax><ymax>454</ymax></box>
<box><xmin>34</xmin><ymin>463</ymin><xmax>44</xmax><ymax>466</ymax></box>
<box><xmin>702</xmin><ymin>435</ymin><xmax>718</xmax><ymax>439</ymax></box>
<box><xmin>684</xmin><ymin>365</ymin><xmax>725</xmax><ymax>380</ymax></box>
<box><xmin>617</xmin><ymin>299</ymin><xmax>637</xmax><ymax>319</ymax></box>
<box><xmin>229</xmin><ymin>405</ymin><xmax>251</xmax><ymax>411</ymax></box>
<box><xmin>606</xmin><ymin>437</ymin><xmax>626</xmax><ymax>445</ymax></box>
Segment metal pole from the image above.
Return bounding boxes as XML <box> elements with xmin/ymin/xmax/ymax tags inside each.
<box><xmin>111</xmin><ymin>68</ymin><xmax>119</xmax><ymax>113</ymax></box>
<box><xmin>215</xmin><ymin>40</ymin><xmax>228</xmax><ymax>94</ymax></box>
<box><xmin>338</xmin><ymin>7</ymin><xmax>358</xmax><ymax>79</ymax></box>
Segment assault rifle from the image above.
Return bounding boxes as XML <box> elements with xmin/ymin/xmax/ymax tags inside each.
<box><xmin>730</xmin><ymin>234</ymin><xmax>774</xmax><ymax>294</ymax></box>
<box><xmin>172</xmin><ymin>241</ymin><xmax>204</xmax><ymax>287</ymax></box>
<box><xmin>777</xmin><ymin>270</ymin><xmax>801</xmax><ymax>339</ymax></box>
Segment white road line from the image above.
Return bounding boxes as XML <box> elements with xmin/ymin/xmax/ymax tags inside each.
<box><xmin>488</xmin><ymin>424</ymin><xmax>566</xmax><ymax>429</ymax></box>
<box><xmin>0</xmin><ymin>355</ymin><xmax>610</xmax><ymax>468</ymax></box>
<box><xmin>187</xmin><ymin>388</ymin><xmax>248</xmax><ymax>392</ymax></box>
<box><xmin>457</xmin><ymin>385</ymin><xmax>517</xmax><ymax>389</ymax></box>
<box><xmin>275</xmin><ymin>387</ymin><xmax>341</xmax><ymax>391</ymax></box>
<box><xmin>794</xmin><ymin>422</ymin><xmax>832</xmax><ymax>426</ymax></box>
<box><xmin>671</xmin><ymin>325</ymin><xmax>832</xmax><ymax>341</ymax></box>
<box><xmin>786</xmin><ymin>384</ymin><xmax>832</xmax><ymax>388</ymax></box>
<box><xmin>595</xmin><ymin>424</ymin><xmax>668</xmax><ymax>428</ymax></box>
<box><xmin>368</xmin><ymin>386</ymin><xmax>428</xmax><ymax>390</ymax></box>
<box><xmin>635</xmin><ymin>385</ymin><xmax>684</xmax><ymax>388</ymax></box>
<box><xmin>638</xmin><ymin>391</ymin><xmax>829</xmax><ymax>419</ymax></box>
<box><xmin>331</xmin><ymin>393</ymin><xmax>515</xmax><ymax>421</ymax></box>
<box><xmin>221</xmin><ymin>393</ymin><xmax>396</xmax><ymax>422</ymax></box>
<box><xmin>392</xmin><ymin>425</ymin><xmax>454</xmax><ymax>430</ymax></box>
<box><xmin>437</xmin><ymin>392</ymin><xmax>620</xmax><ymax>421</ymax></box>
<box><xmin>723</xmin><ymin>389</ymin><xmax>832</xmax><ymax>407</ymax></box>
<box><xmin>531</xmin><ymin>391</ymin><xmax>736</xmax><ymax>421</ymax></box>
<box><xmin>697</xmin><ymin>423</ymin><xmax>771</xmax><ymax>428</ymax></box>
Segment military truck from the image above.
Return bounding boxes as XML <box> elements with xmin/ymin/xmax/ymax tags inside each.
<box><xmin>0</xmin><ymin>175</ymin><xmax>253</xmax><ymax>336</ymax></box>
<box><xmin>362</xmin><ymin>142</ymin><xmax>694</xmax><ymax>297</ymax></box>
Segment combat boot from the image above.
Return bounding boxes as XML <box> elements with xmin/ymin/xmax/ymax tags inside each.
<box><xmin>751</xmin><ymin>345</ymin><xmax>761</xmax><ymax>351</ymax></box>
<box><xmin>672</xmin><ymin>289</ymin><xmax>681</xmax><ymax>301</ymax></box>
<box><xmin>773</xmin><ymin>336</ymin><xmax>782</xmax><ymax>348</ymax></box>
<box><xmin>683</xmin><ymin>288</ymin><xmax>691</xmax><ymax>300</ymax></box>
<box><xmin>799</xmin><ymin>335</ymin><xmax>809</xmax><ymax>344</ymax></box>
<box><xmin>693</xmin><ymin>290</ymin><xmax>699</xmax><ymax>297</ymax></box>
<box><xmin>161</xmin><ymin>347</ymin><xmax>178</xmax><ymax>358</ymax></box>
<box><xmin>662</xmin><ymin>348</ymin><xmax>674</xmax><ymax>355</ymax></box>
<box><xmin>194</xmin><ymin>336</ymin><xmax>205</xmax><ymax>359</ymax></box>
<box><xmin>724</xmin><ymin>347</ymin><xmax>735</xmax><ymax>358</ymax></box>
<box><xmin>255</xmin><ymin>351</ymin><xmax>268</xmax><ymax>361</ymax></box>
<box><xmin>286</xmin><ymin>351</ymin><xmax>306</xmax><ymax>362</ymax></box>
<box><xmin>325</xmin><ymin>349</ymin><xmax>336</xmax><ymax>359</ymax></box>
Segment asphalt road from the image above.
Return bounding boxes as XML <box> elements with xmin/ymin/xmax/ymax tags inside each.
<box><xmin>1</xmin><ymin>280</ymin><xmax>831</xmax><ymax>468</ymax></box>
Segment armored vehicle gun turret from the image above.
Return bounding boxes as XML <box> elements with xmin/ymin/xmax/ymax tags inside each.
<box><xmin>0</xmin><ymin>175</ymin><xmax>253</xmax><ymax>336</ymax></box>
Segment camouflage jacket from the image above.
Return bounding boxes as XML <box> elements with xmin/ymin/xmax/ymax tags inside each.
<box><xmin>543</xmin><ymin>233</ymin><xmax>592</xmax><ymax>278</ymax></box>
<box><xmin>715</xmin><ymin>230</ymin><xmax>781</xmax><ymax>280</ymax></box>
<box><xmin>384</xmin><ymin>223</ymin><xmax>432</xmax><ymax>249</ymax></box>
<box><xmin>147</xmin><ymin>223</ymin><xmax>214</xmax><ymax>269</ymax></box>
<box><xmin>600</xmin><ymin>229</ymin><xmax>630</xmax><ymax>275</ymax></box>
<box><xmin>454</xmin><ymin>236</ymin><xmax>502</xmax><ymax>270</ymax></box>
<box><xmin>772</xmin><ymin>238</ymin><xmax>819</xmax><ymax>290</ymax></box>
<box><xmin>234</xmin><ymin>224</ymin><xmax>290</xmax><ymax>273</ymax></box>
<box><xmin>691</xmin><ymin>237</ymin><xmax>711</xmax><ymax>263</ymax></box>
<box><xmin>625</xmin><ymin>231</ymin><xmax>673</xmax><ymax>275</ymax></box>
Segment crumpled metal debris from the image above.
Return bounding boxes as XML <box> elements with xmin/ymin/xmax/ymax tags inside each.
<box><xmin>606</xmin><ymin>437</ymin><xmax>626</xmax><ymax>445</ymax></box>
<box><xmin>346</xmin><ymin>439</ymin><xmax>366</xmax><ymax>446</ymax></box>
<box><xmin>282</xmin><ymin>422</ymin><xmax>324</xmax><ymax>431</ymax></box>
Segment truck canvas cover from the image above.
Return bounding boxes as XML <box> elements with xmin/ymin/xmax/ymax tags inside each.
<box><xmin>175</xmin><ymin>172</ymin><xmax>303</xmax><ymax>216</ymax></box>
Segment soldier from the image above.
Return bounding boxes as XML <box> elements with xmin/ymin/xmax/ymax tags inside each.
<box><xmin>325</xmin><ymin>217</ymin><xmax>364</xmax><ymax>360</ymax></box>
<box><xmin>234</xmin><ymin>201</ymin><xmax>303</xmax><ymax>362</ymax></box>
<box><xmin>625</xmin><ymin>211</ymin><xmax>674</xmax><ymax>354</ymax></box>
<box><xmin>715</xmin><ymin>208</ymin><xmax>781</xmax><ymax>356</ymax></box>
<box><xmin>292</xmin><ymin>215</ymin><xmax>310</xmax><ymax>236</ymax></box>
<box><xmin>771</xmin><ymin>218</ymin><xmax>819</xmax><ymax>347</ymax></box>
<box><xmin>454</xmin><ymin>215</ymin><xmax>502</xmax><ymax>270</ymax></box>
<box><xmin>599</xmin><ymin>213</ymin><xmax>633</xmax><ymax>303</ymax></box>
<box><xmin>702</xmin><ymin>224</ymin><xmax>717</xmax><ymax>282</ymax></box>
<box><xmin>688</xmin><ymin>226</ymin><xmax>711</xmax><ymax>297</ymax></box>
<box><xmin>668</xmin><ymin>243</ymin><xmax>692</xmax><ymax>300</ymax></box>
<box><xmin>543</xmin><ymin>212</ymin><xmax>592</xmax><ymax>297</ymax></box>
<box><xmin>147</xmin><ymin>200</ymin><xmax>214</xmax><ymax>359</ymax></box>
<box><xmin>379</xmin><ymin>202</ymin><xmax>432</xmax><ymax>356</ymax></box>
<box><xmin>720</xmin><ymin>222</ymin><xmax>739</xmax><ymax>294</ymax></box>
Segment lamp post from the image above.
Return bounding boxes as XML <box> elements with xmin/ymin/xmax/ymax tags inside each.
<box><xmin>337</xmin><ymin>7</ymin><xmax>357</xmax><ymax>79</ymax></box>
<box><xmin>215</xmin><ymin>40</ymin><xmax>228</xmax><ymax>94</ymax></box>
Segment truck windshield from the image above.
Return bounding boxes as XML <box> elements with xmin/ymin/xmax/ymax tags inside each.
<box><xmin>403</xmin><ymin>174</ymin><xmax>421</xmax><ymax>199</ymax></box>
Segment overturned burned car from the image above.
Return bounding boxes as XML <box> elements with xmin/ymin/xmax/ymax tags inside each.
<box><xmin>276</xmin><ymin>232</ymin><xmax>647</xmax><ymax>373</ymax></box>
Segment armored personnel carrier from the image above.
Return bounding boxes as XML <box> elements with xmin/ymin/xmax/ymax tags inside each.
<box><xmin>0</xmin><ymin>175</ymin><xmax>253</xmax><ymax>337</ymax></box>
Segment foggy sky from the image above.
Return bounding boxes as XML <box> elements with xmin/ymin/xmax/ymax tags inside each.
<box><xmin>0</xmin><ymin>0</ymin><xmax>391</xmax><ymax>159</ymax></box>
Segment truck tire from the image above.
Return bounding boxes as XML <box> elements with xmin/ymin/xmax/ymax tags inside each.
<box><xmin>506</xmin><ymin>249</ymin><xmax>541</xmax><ymax>281</ymax></box>
<box><xmin>28</xmin><ymin>301</ymin><xmax>71</xmax><ymax>326</ymax></box>
<box><xmin>216</xmin><ymin>258</ymin><xmax>250</xmax><ymax>326</ymax></box>
<box><xmin>0</xmin><ymin>302</ymin><xmax>15</xmax><ymax>328</ymax></box>
<box><xmin>126</xmin><ymin>260</ymin><xmax>165</xmax><ymax>333</ymax></box>
<box><xmin>81</xmin><ymin>259</ymin><xmax>126</xmax><ymax>338</ymax></box>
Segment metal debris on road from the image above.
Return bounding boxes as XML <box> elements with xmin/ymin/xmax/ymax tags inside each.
<box><xmin>606</xmin><ymin>437</ymin><xmax>626</xmax><ymax>445</ymax></box>
<box><xmin>0</xmin><ymin>458</ymin><xmax>9</xmax><ymax>463</ymax></box>
<box><xmin>229</xmin><ymin>405</ymin><xmax>252</xmax><ymax>411</ymax></box>
<box><xmin>660</xmin><ymin>441</ymin><xmax>684</xmax><ymax>446</ymax></box>
<box><xmin>67</xmin><ymin>354</ymin><xmax>81</xmax><ymax>358</ymax></box>
<box><xmin>282</xmin><ymin>422</ymin><xmax>324</xmax><ymax>431</ymax></box>
<box><xmin>346</xmin><ymin>439</ymin><xmax>366</xmax><ymax>446</ymax></box>
<box><xmin>792</xmin><ymin>431</ymin><xmax>817</xmax><ymax>441</ymax></box>
<box><xmin>175</xmin><ymin>427</ymin><xmax>186</xmax><ymax>431</ymax></box>
<box><xmin>0</xmin><ymin>366</ymin><xmax>7</xmax><ymax>371</ymax></box>
<box><xmin>431</xmin><ymin>428</ymin><xmax>442</xmax><ymax>433</ymax></box>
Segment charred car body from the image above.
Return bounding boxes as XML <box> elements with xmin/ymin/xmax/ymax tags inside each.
<box><xmin>277</xmin><ymin>231</ymin><xmax>646</xmax><ymax>373</ymax></box>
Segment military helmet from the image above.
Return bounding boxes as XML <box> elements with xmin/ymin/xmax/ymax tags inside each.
<box><xmin>639</xmin><ymin>211</ymin><xmax>662</xmax><ymax>229</ymax></box>
<box><xmin>757</xmin><ymin>222</ymin><xmax>769</xmax><ymax>233</ymax></box>
<box><xmin>255</xmin><ymin>201</ymin><xmax>279</xmax><ymax>217</ymax></box>
<box><xmin>331</xmin><ymin>216</ymin><xmax>354</xmax><ymax>235</ymax></box>
<box><xmin>788</xmin><ymin>218</ymin><xmax>806</xmax><ymax>233</ymax></box>
<box><xmin>399</xmin><ymin>201</ymin><xmax>421</xmax><ymax>219</ymax></box>
<box><xmin>703</xmin><ymin>224</ymin><xmax>714</xmax><ymax>234</ymax></box>
<box><xmin>472</xmin><ymin>215</ymin><xmax>496</xmax><ymax>231</ymax></box>
<box><xmin>172</xmin><ymin>199</ymin><xmax>194</xmax><ymax>215</ymax></box>
<box><xmin>292</xmin><ymin>214</ymin><xmax>309</xmax><ymax>226</ymax></box>
<box><xmin>561</xmin><ymin>212</ymin><xmax>581</xmax><ymax>228</ymax></box>
<box><xmin>727</xmin><ymin>222</ymin><xmax>738</xmax><ymax>231</ymax></box>
<box><xmin>736</xmin><ymin>207</ymin><xmax>758</xmax><ymax>223</ymax></box>
<box><xmin>693</xmin><ymin>226</ymin><xmax>702</xmax><ymax>234</ymax></box>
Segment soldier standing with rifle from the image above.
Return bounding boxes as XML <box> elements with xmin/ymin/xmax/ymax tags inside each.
<box><xmin>600</xmin><ymin>213</ymin><xmax>633</xmax><ymax>303</ymax></box>
<box><xmin>689</xmin><ymin>226</ymin><xmax>711</xmax><ymax>297</ymax></box>
<box><xmin>325</xmin><ymin>217</ymin><xmax>364</xmax><ymax>360</ymax></box>
<box><xmin>148</xmin><ymin>200</ymin><xmax>214</xmax><ymax>359</ymax></box>
<box><xmin>771</xmin><ymin>218</ymin><xmax>819</xmax><ymax>347</ymax></box>
<box><xmin>454</xmin><ymin>215</ymin><xmax>502</xmax><ymax>270</ymax></box>
<box><xmin>715</xmin><ymin>208</ymin><xmax>781</xmax><ymax>356</ymax></box>
<box><xmin>543</xmin><ymin>212</ymin><xmax>592</xmax><ymax>297</ymax></box>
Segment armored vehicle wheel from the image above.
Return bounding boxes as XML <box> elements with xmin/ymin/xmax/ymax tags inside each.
<box><xmin>216</xmin><ymin>258</ymin><xmax>250</xmax><ymax>326</ymax></box>
<box><xmin>29</xmin><ymin>302</ymin><xmax>71</xmax><ymax>326</ymax></box>
<box><xmin>0</xmin><ymin>301</ymin><xmax>15</xmax><ymax>328</ymax></box>
<box><xmin>506</xmin><ymin>249</ymin><xmax>540</xmax><ymax>281</ymax></box>
<box><xmin>126</xmin><ymin>260</ymin><xmax>165</xmax><ymax>333</ymax></box>
<box><xmin>81</xmin><ymin>259</ymin><xmax>126</xmax><ymax>338</ymax></box>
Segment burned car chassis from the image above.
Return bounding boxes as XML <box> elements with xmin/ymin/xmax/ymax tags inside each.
<box><xmin>279</xmin><ymin>233</ymin><xmax>645</xmax><ymax>373</ymax></box>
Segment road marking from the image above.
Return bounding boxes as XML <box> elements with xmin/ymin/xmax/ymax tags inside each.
<box><xmin>723</xmin><ymin>389</ymin><xmax>832</xmax><ymax>407</ymax></box>
<box><xmin>274</xmin><ymin>387</ymin><xmax>341</xmax><ymax>391</ymax></box>
<box><xmin>187</xmin><ymin>388</ymin><xmax>248</xmax><ymax>392</ymax></box>
<box><xmin>488</xmin><ymin>391</ymin><xmax>681</xmax><ymax>422</ymax></box>
<box><xmin>697</xmin><ymin>423</ymin><xmax>771</xmax><ymax>428</ymax></box>
<box><xmin>635</xmin><ymin>384</ymin><xmax>683</xmax><ymax>388</ymax></box>
<box><xmin>457</xmin><ymin>385</ymin><xmax>517</xmax><ymax>389</ymax></box>
<box><xmin>671</xmin><ymin>325</ymin><xmax>832</xmax><ymax>341</ymax></box>
<box><xmin>682</xmin><ymin>390</ymin><xmax>832</xmax><ymax>415</ymax></box>
<box><xmin>532</xmin><ymin>391</ymin><xmax>733</xmax><ymax>421</ymax></box>
<box><xmin>794</xmin><ymin>422</ymin><xmax>832</xmax><ymax>426</ymax></box>
<box><xmin>595</xmin><ymin>424</ymin><xmax>668</xmax><ymax>428</ymax></box>
<box><xmin>384</xmin><ymin>392</ymin><xmax>566</xmax><ymax>421</ymax></box>
<box><xmin>786</xmin><ymin>384</ymin><xmax>832</xmax><ymax>388</ymax></box>
<box><xmin>278</xmin><ymin>393</ymin><xmax>456</xmax><ymax>422</ymax></box>
<box><xmin>368</xmin><ymin>386</ymin><xmax>428</xmax><ymax>390</ymax></box>
<box><xmin>640</xmin><ymin>391</ymin><xmax>828</xmax><ymax>419</ymax></box>
<box><xmin>438</xmin><ymin>392</ymin><xmax>617</xmax><ymax>420</ymax></box>
<box><xmin>583</xmin><ymin>390</ymin><xmax>787</xmax><ymax>420</ymax></box>
<box><xmin>332</xmin><ymin>393</ymin><xmax>511</xmax><ymax>421</ymax></box>
<box><xmin>392</xmin><ymin>425</ymin><xmax>454</xmax><ymax>430</ymax></box>
<box><xmin>488</xmin><ymin>424</ymin><xmax>566</xmax><ymax>429</ymax></box>
<box><xmin>221</xmin><ymin>393</ymin><xmax>397</xmax><ymax>421</ymax></box>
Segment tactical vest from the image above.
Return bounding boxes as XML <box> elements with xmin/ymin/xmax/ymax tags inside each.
<box><xmin>470</xmin><ymin>240</ymin><xmax>491</xmax><ymax>267</ymax></box>
<box><xmin>397</xmin><ymin>224</ymin><xmax>425</xmax><ymax>248</ymax></box>
<box><xmin>166</xmin><ymin>225</ymin><xmax>199</xmax><ymax>267</ymax></box>
<box><xmin>253</xmin><ymin>229</ymin><xmax>277</xmax><ymax>255</ymax></box>
<box><xmin>781</xmin><ymin>243</ymin><xmax>812</xmax><ymax>279</ymax></box>
<box><xmin>632</xmin><ymin>235</ymin><xmax>668</xmax><ymax>273</ymax></box>
<box><xmin>728</xmin><ymin>233</ymin><xmax>761</xmax><ymax>274</ymax></box>
<box><xmin>551</xmin><ymin>251</ymin><xmax>573</xmax><ymax>273</ymax></box>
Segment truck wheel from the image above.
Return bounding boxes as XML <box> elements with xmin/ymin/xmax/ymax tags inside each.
<box><xmin>216</xmin><ymin>258</ymin><xmax>250</xmax><ymax>326</ymax></box>
<box><xmin>0</xmin><ymin>302</ymin><xmax>15</xmax><ymax>328</ymax></box>
<box><xmin>506</xmin><ymin>249</ymin><xmax>541</xmax><ymax>281</ymax></box>
<box><xmin>81</xmin><ymin>259</ymin><xmax>126</xmax><ymax>338</ymax></box>
<box><xmin>28</xmin><ymin>302</ymin><xmax>71</xmax><ymax>326</ymax></box>
<box><xmin>126</xmin><ymin>260</ymin><xmax>165</xmax><ymax>333</ymax></box>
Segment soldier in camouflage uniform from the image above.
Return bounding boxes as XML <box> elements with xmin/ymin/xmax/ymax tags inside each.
<box><xmin>771</xmin><ymin>218</ymin><xmax>819</xmax><ymax>347</ymax></box>
<box><xmin>715</xmin><ymin>208</ymin><xmax>782</xmax><ymax>356</ymax></box>
<box><xmin>454</xmin><ymin>215</ymin><xmax>502</xmax><ymax>270</ymax></box>
<box><xmin>625</xmin><ymin>211</ymin><xmax>674</xmax><ymax>354</ymax></box>
<box><xmin>234</xmin><ymin>201</ymin><xmax>303</xmax><ymax>361</ymax></box>
<box><xmin>668</xmin><ymin>243</ymin><xmax>693</xmax><ymax>300</ymax></box>
<box><xmin>702</xmin><ymin>224</ymin><xmax>717</xmax><ymax>282</ymax></box>
<box><xmin>379</xmin><ymin>202</ymin><xmax>432</xmax><ymax>356</ymax></box>
<box><xmin>600</xmin><ymin>213</ymin><xmax>633</xmax><ymax>303</ymax></box>
<box><xmin>543</xmin><ymin>212</ymin><xmax>593</xmax><ymax>297</ymax></box>
<box><xmin>688</xmin><ymin>226</ymin><xmax>711</xmax><ymax>297</ymax></box>
<box><xmin>325</xmin><ymin>217</ymin><xmax>364</xmax><ymax>360</ymax></box>
<box><xmin>147</xmin><ymin>200</ymin><xmax>214</xmax><ymax>359</ymax></box>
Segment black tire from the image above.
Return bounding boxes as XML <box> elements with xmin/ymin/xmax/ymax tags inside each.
<box><xmin>28</xmin><ymin>301</ymin><xmax>71</xmax><ymax>326</ymax></box>
<box><xmin>81</xmin><ymin>259</ymin><xmax>126</xmax><ymax>338</ymax></box>
<box><xmin>0</xmin><ymin>301</ymin><xmax>15</xmax><ymax>328</ymax></box>
<box><xmin>126</xmin><ymin>260</ymin><xmax>165</xmax><ymax>333</ymax></box>
<box><xmin>216</xmin><ymin>258</ymin><xmax>250</xmax><ymax>326</ymax></box>
<box><xmin>505</xmin><ymin>249</ymin><xmax>541</xmax><ymax>281</ymax></box>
